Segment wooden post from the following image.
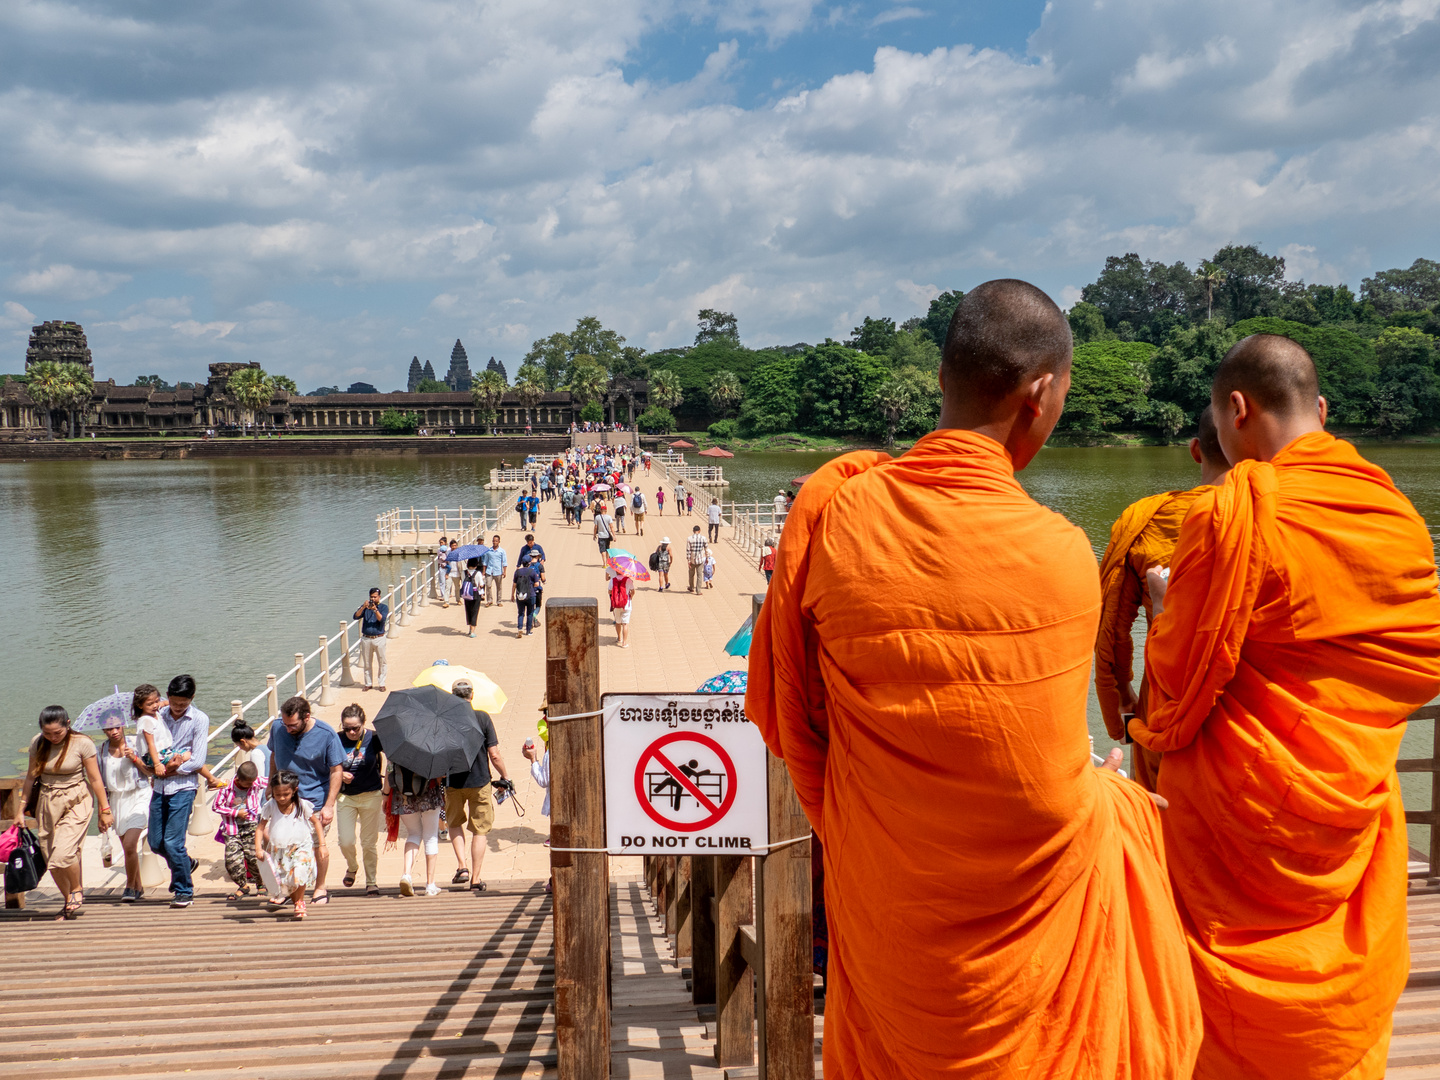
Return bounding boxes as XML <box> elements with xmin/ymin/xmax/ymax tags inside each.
<box><xmin>546</xmin><ymin>597</ymin><xmax>610</xmax><ymax>1080</ymax></box>
<box><xmin>664</xmin><ymin>856</ymin><xmax>678</xmax><ymax>935</ymax></box>
<box><xmin>715</xmin><ymin>854</ymin><xmax>755</xmax><ymax>1067</ymax></box>
<box><xmin>676</xmin><ymin>856</ymin><xmax>693</xmax><ymax>960</ymax></box>
<box><xmin>690</xmin><ymin>856</ymin><xmax>717</xmax><ymax>1005</ymax></box>
<box><xmin>339</xmin><ymin>621</ymin><xmax>358</xmax><ymax>687</ymax></box>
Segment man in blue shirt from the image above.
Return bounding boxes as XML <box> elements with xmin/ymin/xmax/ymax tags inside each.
<box><xmin>353</xmin><ymin>587</ymin><xmax>388</xmax><ymax>691</ymax></box>
<box><xmin>269</xmin><ymin>696</ymin><xmax>345</xmax><ymax>904</ymax></box>
<box><xmin>149</xmin><ymin>674</ymin><xmax>210</xmax><ymax>908</ymax></box>
<box><xmin>524</xmin><ymin>492</ymin><xmax>540</xmax><ymax>530</ymax></box>
<box><xmin>480</xmin><ymin>534</ymin><xmax>507</xmax><ymax>607</ymax></box>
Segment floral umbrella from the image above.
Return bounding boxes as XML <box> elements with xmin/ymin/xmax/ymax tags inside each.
<box><xmin>604</xmin><ymin>549</ymin><xmax>651</xmax><ymax>581</ymax></box>
<box><xmin>75</xmin><ymin>688</ymin><xmax>132</xmax><ymax>731</ymax></box>
<box><xmin>697</xmin><ymin>670</ymin><xmax>748</xmax><ymax>694</ymax></box>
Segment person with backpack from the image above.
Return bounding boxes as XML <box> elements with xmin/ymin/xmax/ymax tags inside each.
<box><xmin>609</xmin><ymin>568</ymin><xmax>636</xmax><ymax>648</ymax></box>
<box><xmin>593</xmin><ymin>502</ymin><xmax>615</xmax><ymax>556</ymax></box>
<box><xmin>631</xmin><ymin>489</ymin><xmax>647</xmax><ymax>536</ymax></box>
<box><xmin>460</xmin><ymin>557</ymin><xmax>483</xmax><ymax>637</ymax></box>
<box><xmin>614</xmin><ymin>495</ymin><xmax>627</xmax><ymax>534</ymax></box>
<box><xmin>512</xmin><ymin>556</ymin><xmax>544</xmax><ymax>637</ymax></box>
<box><xmin>651</xmin><ymin>538</ymin><xmax>672</xmax><ymax>591</ymax></box>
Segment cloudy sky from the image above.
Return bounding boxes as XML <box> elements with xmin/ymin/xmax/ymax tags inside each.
<box><xmin>1</xmin><ymin>0</ymin><xmax>1437</xmax><ymax>391</ymax></box>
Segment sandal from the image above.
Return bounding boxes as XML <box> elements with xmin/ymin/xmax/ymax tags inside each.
<box><xmin>365</xmin><ymin>885</ymin><xmax>380</xmax><ymax>897</ymax></box>
<box><xmin>310</xmin><ymin>891</ymin><xmax>330</xmax><ymax>905</ymax></box>
<box><xmin>226</xmin><ymin>887</ymin><xmax>251</xmax><ymax>901</ymax></box>
<box><xmin>294</xmin><ymin>899</ymin><xmax>307</xmax><ymax>920</ymax></box>
<box><xmin>342</xmin><ymin>871</ymin><xmax>356</xmax><ymax>888</ymax></box>
<box><xmin>57</xmin><ymin>902</ymin><xmax>80</xmax><ymax>921</ymax></box>
<box><xmin>452</xmin><ymin>868</ymin><xmax>470</xmax><ymax>885</ymax></box>
<box><xmin>471</xmin><ymin>881</ymin><xmax>487</xmax><ymax>893</ymax></box>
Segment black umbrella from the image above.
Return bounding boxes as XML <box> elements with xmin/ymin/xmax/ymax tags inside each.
<box><xmin>372</xmin><ymin>685</ymin><xmax>485</xmax><ymax>779</ymax></box>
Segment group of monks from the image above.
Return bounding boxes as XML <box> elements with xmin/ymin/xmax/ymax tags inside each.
<box><xmin>747</xmin><ymin>279</ymin><xmax>1440</xmax><ymax>1079</ymax></box>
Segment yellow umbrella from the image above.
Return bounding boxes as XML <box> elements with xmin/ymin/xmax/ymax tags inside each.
<box><xmin>410</xmin><ymin>665</ymin><xmax>509</xmax><ymax>713</ymax></box>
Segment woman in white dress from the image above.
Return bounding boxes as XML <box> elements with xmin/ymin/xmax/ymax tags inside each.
<box><xmin>98</xmin><ymin>718</ymin><xmax>153</xmax><ymax>902</ymax></box>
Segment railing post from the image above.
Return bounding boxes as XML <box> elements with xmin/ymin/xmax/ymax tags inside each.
<box><xmin>676</xmin><ymin>856</ymin><xmax>693</xmax><ymax>961</ymax></box>
<box><xmin>317</xmin><ymin>635</ymin><xmax>337</xmax><ymax>706</ymax></box>
<box><xmin>545</xmin><ymin>597</ymin><xmax>610</xmax><ymax>1080</ymax></box>
<box><xmin>408</xmin><ymin>571</ymin><xmax>419</xmax><ymax>618</ymax></box>
<box><xmin>266</xmin><ymin>674</ymin><xmax>279</xmax><ymax>720</ymax></box>
<box><xmin>339</xmin><ymin>621</ymin><xmax>359</xmax><ymax>687</ymax></box>
<box><xmin>1431</xmin><ymin>717</ymin><xmax>1440</xmax><ymax>885</ymax></box>
<box><xmin>294</xmin><ymin>653</ymin><xmax>306</xmax><ymax>698</ymax></box>
<box><xmin>386</xmin><ymin>588</ymin><xmax>400</xmax><ymax>637</ymax></box>
<box><xmin>715</xmin><ymin>855</ymin><xmax>755</xmax><ymax>1067</ymax></box>
<box><xmin>691</xmin><ymin>856</ymin><xmax>717</xmax><ymax>1006</ymax></box>
<box><xmin>429</xmin><ymin>555</ymin><xmax>441</xmax><ymax>599</ymax></box>
<box><xmin>411</xmin><ymin>505</ymin><xmax>418</xmax><ymax>543</ymax></box>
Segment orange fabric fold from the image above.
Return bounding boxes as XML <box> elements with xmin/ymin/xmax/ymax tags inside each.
<box><xmin>748</xmin><ymin>429</ymin><xmax>1201</xmax><ymax>1079</ymax></box>
<box><xmin>1131</xmin><ymin>431</ymin><xmax>1440</xmax><ymax>1080</ymax></box>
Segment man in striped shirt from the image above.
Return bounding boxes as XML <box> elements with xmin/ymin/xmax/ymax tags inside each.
<box><xmin>685</xmin><ymin>526</ymin><xmax>707</xmax><ymax>593</ymax></box>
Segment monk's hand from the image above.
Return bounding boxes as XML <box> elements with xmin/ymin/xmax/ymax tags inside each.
<box><xmin>1117</xmin><ymin>682</ymin><xmax>1139</xmax><ymax>714</ymax></box>
<box><xmin>1099</xmin><ymin>748</ymin><xmax>1168</xmax><ymax>810</ymax></box>
<box><xmin>1145</xmin><ymin>567</ymin><xmax>1169</xmax><ymax>616</ymax></box>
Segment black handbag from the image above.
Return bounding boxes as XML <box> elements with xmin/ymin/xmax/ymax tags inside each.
<box><xmin>4</xmin><ymin>827</ymin><xmax>47</xmax><ymax>894</ymax></box>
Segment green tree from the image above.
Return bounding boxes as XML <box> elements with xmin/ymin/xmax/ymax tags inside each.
<box><xmin>271</xmin><ymin>375</ymin><xmax>298</xmax><ymax>394</ymax></box>
<box><xmin>920</xmin><ymin>290</ymin><xmax>964</xmax><ymax>344</ymax></box>
<box><xmin>580</xmin><ymin>400</ymin><xmax>604</xmax><ymax>423</ymax></box>
<box><xmin>1067</xmin><ymin>302</ymin><xmax>1110</xmax><ymax>344</ymax></box>
<box><xmin>647</xmin><ymin>368</ymin><xmax>684</xmax><ymax>412</ymax></box>
<box><xmin>568</xmin><ymin>316</ymin><xmax>626</xmax><ymax>372</ymax></box>
<box><xmin>738</xmin><ymin>357</ymin><xmax>801</xmax><ymax>435</ymax></box>
<box><xmin>1208</xmin><ymin>244</ymin><xmax>1286</xmax><ymax>323</ymax></box>
<box><xmin>1196</xmin><ymin>263</ymin><xmax>1227</xmax><ymax>321</ymax></box>
<box><xmin>566</xmin><ymin>359</ymin><xmax>609</xmax><ymax>412</ymax></box>
<box><xmin>523</xmin><ymin>331</ymin><xmax>572</xmax><ymax>390</ymax></box>
<box><xmin>59</xmin><ymin>362</ymin><xmax>95</xmax><ymax>438</ymax></box>
<box><xmin>1375</xmin><ymin>326</ymin><xmax>1438</xmax><ymax>370</ymax></box>
<box><xmin>1148</xmin><ymin>321</ymin><xmax>1238</xmax><ymax>423</ymax></box>
<box><xmin>379</xmin><ymin>408</ymin><xmax>419</xmax><ymax>434</ymax></box>
<box><xmin>25</xmin><ymin>360</ymin><xmax>66</xmax><ymax>439</ymax></box>
<box><xmin>797</xmin><ymin>342</ymin><xmax>892</xmax><ymax>436</ymax></box>
<box><xmin>470</xmin><ymin>370</ymin><xmax>506</xmax><ymax>426</ymax></box>
<box><xmin>1081</xmin><ymin>254</ymin><xmax>1198</xmax><ymax>338</ymax></box>
<box><xmin>514</xmin><ymin>363</ymin><xmax>546</xmax><ymax>427</ymax></box>
<box><xmin>133</xmin><ymin>374</ymin><xmax>173</xmax><ymax>390</ymax></box>
<box><xmin>414</xmin><ymin>378</ymin><xmax>448</xmax><ymax>393</ymax></box>
<box><xmin>695</xmin><ymin>309</ymin><xmax>740</xmax><ymax>345</ymax></box>
<box><xmin>1362</xmin><ymin>259</ymin><xmax>1440</xmax><ymax>315</ymax></box>
<box><xmin>707</xmin><ymin>370</ymin><xmax>743</xmax><ymax>416</ymax></box>
<box><xmin>847</xmin><ymin>316</ymin><xmax>897</xmax><ymax>356</ymax></box>
<box><xmin>227</xmin><ymin>366</ymin><xmax>276</xmax><ymax>438</ymax></box>
<box><xmin>886</xmin><ymin>329</ymin><xmax>941</xmax><ymax>370</ymax></box>
<box><xmin>871</xmin><ymin>376</ymin><xmax>913</xmax><ymax>448</ymax></box>
<box><xmin>636</xmin><ymin>405</ymin><xmax>676</xmax><ymax>433</ymax></box>
<box><xmin>1058</xmin><ymin>342</ymin><xmax>1153</xmax><ymax>433</ymax></box>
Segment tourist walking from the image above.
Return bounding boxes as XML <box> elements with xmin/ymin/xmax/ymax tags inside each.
<box><xmin>519</xmin><ymin>533</ymin><xmax>546</xmax><ymax>571</ymax></box>
<box><xmin>686</xmin><ymin>492</ymin><xmax>695</xmax><ymax>514</ymax></box>
<box><xmin>98</xmin><ymin>716</ymin><xmax>152</xmax><ymax>902</ymax></box>
<box><xmin>481</xmin><ymin>535</ymin><xmax>507</xmax><ymax>606</ymax></box>
<box><xmin>267</xmin><ymin>696</ymin><xmax>343</xmax><ymax>906</ymax></box>
<box><xmin>230</xmin><ymin>721</ymin><xmax>269</xmax><ymax>779</ymax></box>
<box><xmin>631</xmin><ymin>489</ymin><xmax>647</xmax><ymax>536</ymax></box>
<box><xmin>445</xmin><ymin>681</ymin><xmax>510</xmax><ymax>892</ymax></box>
<box><xmin>686</xmin><ymin>525</ymin><xmax>707</xmax><ymax>593</ymax></box>
<box><xmin>773</xmin><ymin>489</ymin><xmax>789</xmax><ymax>527</ymax></box>
<box><xmin>707</xmin><ymin>498</ymin><xmax>722</xmax><ymax>542</ymax></box>
<box><xmin>257</xmin><ymin>770</ymin><xmax>318</xmax><ymax>919</ymax></box>
<box><xmin>213</xmin><ymin>761</ymin><xmax>266</xmax><ymax>900</ymax></box>
<box><xmin>703</xmin><ymin>547</ymin><xmax>716</xmax><ymax>589</ymax></box>
<box><xmin>609</xmin><ymin>569</ymin><xmax>635</xmax><ymax>647</ymax></box>
<box><xmin>513</xmin><ymin>556</ymin><xmax>543</xmax><ymax>637</ymax></box>
<box><xmin>759</xmin><ymin>537</ymin><xmax>776</xmax><ymax>583</ymax></box>
<box><xmin>337</xmin><ymin>704</ymin><xmax>385</xmax><ymax>897</ymax></box>
<box><xmin>526</xmin><ymin>491</ymin><xmax>540</xmax><ymax>530</ymax></box>
<box><xmin>655</xmin><ymin>538</ymin><xmax>672</xmax><ymax>591</ymax></box>
<box><xmin>461</xmin><ymin>557</ymin><xmax>483</xmax><ymax>637</ymax></box>
<box><xmin>389</xmin><ymin>761</ymin><xmax>444</xmax><ymax>896</ymax></box>
<box><xmin>656</xmin><ymin>487</ymin><xmax>665</xmax><ymax>515</ymax></box>
<box><xmin>355</xmin><ymin>588</ymin><xmax>389</xmax><ymax>691</ymax></box>
<box><xmin>593</xmin><ymin>502</ymin><xmax>615</xmax><ymax>556</ymax></box>
<box><xmin>675</xmin><ymin>482</ymin><xmax>686</xmax><ymax>509</ymax></box>
<box><xmin>18</xmin><ymin>706</ymin><xmax>111</xmax><ymax>919</ymax></box>
<box><xmin>147</xmin><ymin>675</ymin><xmax>209</xmax><ymax>909</ymax></box>
<box><xmin>434</xmin><ymin>538</ymin><xmax>450</xmax><ymax>606</ymax></box>
<box><xmin>614</xmin><ymin>496</ymin><xmax>627</xmax><ymax>534</ymax></box>
<box><xmin>448</xmin><ymin>540</ymin><xmax>464</xmax><ymax>603</ymax></box>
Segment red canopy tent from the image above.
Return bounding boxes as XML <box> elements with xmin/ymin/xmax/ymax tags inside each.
<box><xmin>792</xmin><ymin>472</ymin><xmax>814</xmax><ymax>485</ymax></box>
<box><xmin>697</xmin><ymin>447</ymin><xmax>734</xmax><ymax>458</ymax></box>
<box><xmin>669</xmin><ymin>439</ymin><xmax>697</xmax><ymax>449</ymax></box>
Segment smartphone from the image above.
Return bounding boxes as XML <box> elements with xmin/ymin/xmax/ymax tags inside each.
<box><xmin>1121</xmin><ymin>712</ymin><xmax>1135</xmax><ymax>745</ymax></box>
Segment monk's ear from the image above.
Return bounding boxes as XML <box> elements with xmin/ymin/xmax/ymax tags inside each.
<box><xmin>1317</xmin><ymin>395</ymin><xmax>1328</xmax><ymax>426</ymax></box>
<box><xmin>1022</xmin><ymin>370</ymin><xmax>1059</xmax><ymax>416</ymax></box>
<box><xmin>1228</xmin><ymin>390</ymin><xmax>1249</xmax><ymax>428</ymax></box>
<box><xmin>1189</xmin><ymin>438</ymin><xmax>1203</xmax><ymax>465</ymax></box>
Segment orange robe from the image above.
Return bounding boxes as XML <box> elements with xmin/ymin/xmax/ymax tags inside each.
<box><xmin>1095</xmin><ymin>488</ymin><xmax>1210</xmax><ymax>790</ymax></box>
<box><xmin>747</xmin><ymin>429</ymin><xmax>1202</xmax><ymax>1079</ymax></box>
<box><xmin>1130</xmin><ymin>431</ymin><xmax>1440</xmax><ymax>1079</ymax></box>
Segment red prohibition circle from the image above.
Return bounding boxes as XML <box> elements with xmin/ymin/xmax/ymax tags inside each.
<box><xmin>633</xmin><ymin>730</ymin><xmax>738</xmax><ymax>832</ymax></box>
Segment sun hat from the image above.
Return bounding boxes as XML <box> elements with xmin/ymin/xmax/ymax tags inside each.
<box><xmin>662</xmin><ymin>536</ymin><xmax>671</xmax><ymax>544</ymax></box>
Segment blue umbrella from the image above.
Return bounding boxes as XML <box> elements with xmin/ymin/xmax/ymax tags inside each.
<box><xmin>446</xmin><ymin>544</ymin><xmax>488</xmax><ymax>562</ymax></box>
<box><xmin>724</xmin><ymin>614</ymin><xmax>753</xmax><ymax>658</ymax></box>
<box><xmin>698</xmin><ymin>670</ymin><xmax>748</xmax><ymax>694</ymax></box>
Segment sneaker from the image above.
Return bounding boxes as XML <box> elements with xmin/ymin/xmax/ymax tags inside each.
<box><xmin>121</xmin><ymin>888</ymin><xmax>138</xmax><ymax>903</ymax></box>
<box><xmin>170</xmin><ymin>898</ymin><xmax>192</xmax><ymax>908</ymax></box>
<box><xmin>189</xmin><ymin>857</ymin><xmax>199</xmax><ymax>874</ymax></box>
<box><xmin>425</xmin><ymin>882</ymin><xmax>441</xmax><ymax>897</ymax></box>
<box><xmin>399</xmin><ymin>875</ymin><xmax>414</xmax><ymax>897</ymax></box>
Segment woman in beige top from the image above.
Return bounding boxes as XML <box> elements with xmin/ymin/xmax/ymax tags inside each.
<box><xmin>17</xmin><ymin>706</ymin><xmax>112</xmax><ymax>919</ymax></box>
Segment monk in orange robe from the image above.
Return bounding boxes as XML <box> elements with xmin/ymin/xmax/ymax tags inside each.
<box><xmin>1095</xmin><ymin>405</ymin><xmax>1230</xmax><ymax>791</ymax></box>
<box><xmin>748</xmin><ymin>279</ymin><xmax>1201</xmax><ymax>1079</ymax></box>
<box><xmin>1131</xmin><ymin>333</ymin><xmax>1440</xmax><ymax>1079</ymax></box>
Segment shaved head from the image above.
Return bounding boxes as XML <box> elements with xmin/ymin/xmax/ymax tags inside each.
<box><xmin>941</xmin><ymin>279</ymin><xmax>1073</xmax><ymax>401</ymax></box>
<box><xmin>1195</xmin><ymin>405</ymin><xmax>1226</xmax><ymax>465</ymax></box>
<box><xmin>1211</xmin><ymin>334</ymin><xmax>1320</xmax><ymax>417</ymax></box>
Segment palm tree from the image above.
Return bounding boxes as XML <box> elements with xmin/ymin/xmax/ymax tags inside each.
<box><xmin>1196</xmin><ymin>263</ymin><xmax>1227</xmax><ymax>321</ymax></box>
<box><xmin>566</xmin><ymin>359</ymin><xmax>608</xmax><ymax>412</ymax></box>
<box><xmin>648</xmin><ymin>368</ymin><xmax>683</xmax><ymax>412</ymax></box>
<box><xmin>470</xmin><ymin>370</ymin><xmax>506</xmax><ymax>429</ymax></box>
<box><xmin>707</xmin><ymin>370</ymin><xmax>742</xmax><ymax>416</ymax></box>
<box><xmin>227</xmin><ymin>367</ymin><xmax>276</xmax><ymax>439</ymax></box>
<box><xmin>59</xmin><ymin>362</ymin><xmax>95</xmax><ymax>438</ymax></box>
<box><xmin>25</xmin><ymin>361</ymin><xmax>66</xmax><ymax>440</ymax></box>
<box><xmin>872</xmin><ymin>377</ymin><xmax>914</xmax><ymax>449</ymax></box>
<box><xmin>514</xmin><ymin>363</ymin><xmax>546</xmax><ymax>429</ymax></box>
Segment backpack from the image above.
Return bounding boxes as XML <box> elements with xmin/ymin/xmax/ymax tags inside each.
<box><xmin>609</xmin><ymin>575</ymin><xmax>630</xmax><ymax>611</ymax></box>
<box><xmin>460</xmin><ymin>572</ymin><xmax>478</xmax><ymax>601</ymax></box>
<box><xmin>632</xmin><ymin>492</ymin><xmax>644</xmax><ymax>510</ymax></box>
<box><xmin>648</xmin><ymin>549</ymin><xmax>661</xmax><ymax>572</ymax></box>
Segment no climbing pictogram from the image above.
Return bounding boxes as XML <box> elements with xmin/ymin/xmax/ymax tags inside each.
<box><xmin>634</xmin><ymin>731</ymin><xmax>738</xmax><ymax>831</ymax></box>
